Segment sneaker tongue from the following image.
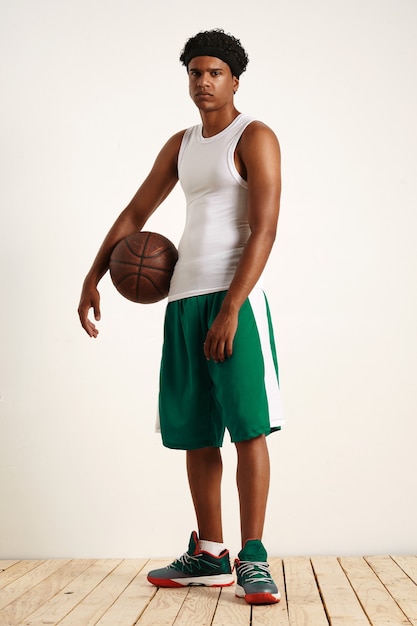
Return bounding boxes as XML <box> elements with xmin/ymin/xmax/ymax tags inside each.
<box><xmin>239</xmin><ymin>539</ymin><xmax>267</xmax><ymax>562</ymax></box>
<box><xmin>188</xmin><ymin>531</ymin><xmax>199</xmax><ymax>555</ymax></box>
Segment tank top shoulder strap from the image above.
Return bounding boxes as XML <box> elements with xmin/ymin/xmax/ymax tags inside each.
<box><xmin>229</xmin><ymin>113</ymin><xmax>257</xmax><ymax>135</ymax></box>
<box><xmin>178</xmin><ymin>125</ymin><xmax>196</xmax><ymax>167</ymax></box>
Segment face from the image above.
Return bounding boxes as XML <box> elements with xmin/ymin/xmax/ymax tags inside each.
<box><xmin>187</xmin><ymin>56</ymin><xmax>239</xmax><ymax>112</ymax></box>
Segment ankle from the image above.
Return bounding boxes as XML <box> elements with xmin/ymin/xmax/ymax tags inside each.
<box><xmin>198</xmin><ymin>538</ymin><xmax>227</xmax><ymax>556</ymax></box>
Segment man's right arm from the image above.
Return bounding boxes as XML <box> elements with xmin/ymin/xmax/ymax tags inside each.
<box><xmin>78</xmin><ymin>130</ymin><xmax>185</xmax><ymax>337</ymax></box>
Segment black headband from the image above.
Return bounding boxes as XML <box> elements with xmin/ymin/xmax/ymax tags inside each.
<box><xmin>183</xmin><ymin>46</ymin><xmax>243</xmax><ymax>78</ymax></box>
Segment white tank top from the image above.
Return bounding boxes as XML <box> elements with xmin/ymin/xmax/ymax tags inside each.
<box><xmin>168</xmin><ymin>113</ymin><xmax>262</xmax><ymax>302</ymax></box>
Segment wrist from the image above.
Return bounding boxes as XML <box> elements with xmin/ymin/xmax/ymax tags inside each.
<box><xmin>83</xmin><ymin>272</ymin><xmax>100</xmax><ymax>289</ymax></box>
<box><xmin>221</xmin><ymin>293</ymin><xmax>242</xmax><ymax>315</ymax></box>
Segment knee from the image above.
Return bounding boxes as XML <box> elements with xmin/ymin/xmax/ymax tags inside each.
<box><xmin>235</xmin><ymin>435</ymin><xmax>268</xmax><ymax>461</ymax></box>
<box><xmin>187</xmin><ymin>446</ymin><xmax>222</xmax><ymax>464</ymax></box>
<box><xmin>235</xmin><ymin>434</ymin><xmax>266</xmax><ymax>451</ymax></box>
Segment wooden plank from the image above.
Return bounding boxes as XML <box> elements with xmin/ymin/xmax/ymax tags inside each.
<box><xmin>56</xmin><ymin>559</ymin><xmax>141</xmax><ymax>626</ymax></box>
<box><xmin>392</xmin><ymin>556</ymin><xmax>417</xmax><ymax>585</ymax></box>
<box><xmin>1</xmin><ymin>560</ymin><xmax>93</xmax><ymax>626</ymax></box>
<box><xmin>133</xmin><ymin>558</ymin><xmax>189</xmax><ymax>625</ymax></box>
<box><xmin>210</xmin><ymin>580</ymin><xmax>251</xmax><ymax>626</ymax></box>
<box><xmin>173</xmin><ymin>586</ymin><xmax>221</xmax><ymax>625</ymax></box>
<box><xmin>366</xmin><ymin>556</ymin><xmax>417</xmax><ymax>625</ymax></box>
<box><xmin>0</xmin><ymin>560</ymin><xmax>69</xmax><ymax>610</ymax></box>
<box><xmin>340</xmin><ymin>556</ymin><xmax>411</xmax><ymax>626</ymax></box>
<box><xmin>312</xmin><ymin>556</ymin><xmax>369</xmax><ymax>625</ymax></box>
<box><xmin>20</xmin><ymin>559</ymin><xmax>121</xmax><ymax>626</ymax></box>
<box><xmin>135</xmin><ymin>587</ymin><xmax>188</xmax><ymax>625</ymax></box>
<box><xmin>0</xmin><ymin>561</ymin><xmax>44</xmax><ymax>590</ymax></box>
<box><xmin>94</xmin><ymin>559</ymin><xmax>156</xmax><ymax>626</ymax></box>
<box><xmin>252</xmin><ymin>558</ymin><xmax>290</xmax><ymax>626</ymax></box>
<box><xmin>284</xmin><ymin>557</ymin><xmax>328</xmax><ymax>626</ymax></box>
<box><xmin>0</xmin><ymin>561</ymin><xmax>19</xmax><ymax>571</ymax></box>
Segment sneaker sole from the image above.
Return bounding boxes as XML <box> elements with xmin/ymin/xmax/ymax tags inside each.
<box><xmin>148</xmin><ymin>574</ymin><xmax>235</xmax><ymax>588</ymax></box>
<box><xmin>235</xmin><ymin>584</ymin><xmax>281</xmax><ymax>605</ymax></box>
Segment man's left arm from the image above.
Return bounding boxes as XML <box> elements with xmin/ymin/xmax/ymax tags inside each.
<box><xmin>203</xmin><ymin>122</ymin><xmax>281</xmax><ymax>362</ymax></box>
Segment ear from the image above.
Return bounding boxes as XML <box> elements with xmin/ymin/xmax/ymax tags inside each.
<box><xmin>233</xmin><ymin>77</ymin><xmax>239</xmax><ymax>94</ymax></box>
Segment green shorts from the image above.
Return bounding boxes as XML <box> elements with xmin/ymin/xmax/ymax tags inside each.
<box><xmin>158</xmin><ymin>289</ymin><xmax>285</xmax><ymax>449</ymax></box>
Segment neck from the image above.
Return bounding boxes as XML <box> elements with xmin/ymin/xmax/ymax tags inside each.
<box><xmin>200</xmin><ymin>107</ymin><xmax>240</xmax><ymax>138</ymax></box>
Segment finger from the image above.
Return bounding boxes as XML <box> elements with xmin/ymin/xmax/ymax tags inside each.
<box><xmin>87</xmin><ymin>320</ymin><xmax>99</xmax><ymax>338</ymax></box>
<box><xmin>211</xmin><ymin>339</ymin><xmax>225</xmax><ymax>363</ymax></box>
<box><xmin>225</xmin><ymin>337</ymin><xmax>233</xmax><ymax>358</ymax></box>
<box><xmin>216</xmin><ymin>341</ymin><xmax>226</xmax><ymax>362</ymax></box>
<box><xmin>204</xmin><ymin>336</ymin><xmax>219</xmax><ymax>361</ymax></box>
<box><xmin>205</xmin><ymin>333</ymin><xmax>226</xmax><ymax>362</ymax></box>
<box><xmin>78</xmin><ymin>308</ymin><xmax>99</xmax><ymax>338</ymax></box>
<box><xmin>203</xmin><ymin>339</ymin><xmax>211</xmax><ymax>361</ymax></box>
<box><xmin>84</xmin><ymin>320</ymin><xmax>99</xmax><ymax>338</ymax></box>
<box><xmin>91</xmin><ymin>291</ymin><xmax>101</xmax><ymax>321</ymax></box>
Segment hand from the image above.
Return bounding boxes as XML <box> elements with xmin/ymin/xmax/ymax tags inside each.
<box><xmin>78</xmin><ymin>283</ymin><xmax>101</xmax><ymax>338</ymax></box>
<box><xmin>203</xmin><ymin>308</ymin><xmax>238</xmax><ymax>363</ymax></box>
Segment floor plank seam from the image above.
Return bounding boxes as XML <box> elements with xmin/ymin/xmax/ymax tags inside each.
<box><xmin>392</xmin><ymin>555</ymin><xmax>417</xmax><ymax>585</ymax></box>
<box><xmin>364</xmin><ymin>555</ymin><xmax>415</xmax><ymax>624</ymax></box>
<box><xmin>210</xmin><ymin>586</ymin><xmax>224</xmax><ymax>626</ymax></box>
<box><xmin>309</xmin><ymin>558</ymin><xmax>331</xmax><ymax>626</ymax></box>
<box><xmin>336</xmin><ymin>557</ymin><xmax>373</xmax><ymax>626</ymax></box>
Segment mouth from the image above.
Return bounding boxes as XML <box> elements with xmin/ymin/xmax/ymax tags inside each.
<box><xmin>195</xmin><ymin>92</ymin><xmax>213</xmax><ymax>98</ymax></box>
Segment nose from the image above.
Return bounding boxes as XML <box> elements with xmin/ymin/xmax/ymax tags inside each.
<box><xmin>196</xmin><ymin>72</ymin><xmax>209</xmax><ymax>88</ymax></box>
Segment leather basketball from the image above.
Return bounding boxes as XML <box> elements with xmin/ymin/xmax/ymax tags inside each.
<box><xmin>109</xmin><ymin>231</ymin><xmax>178</xmax><ymax>303</ymax></box>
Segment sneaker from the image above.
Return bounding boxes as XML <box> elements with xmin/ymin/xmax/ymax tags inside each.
<box><xmin>234</xmin><ymin>539</ymin><xmax>281</xmax><ymax>604</ymax></box>
<box><xmin>147</xmin><ymin>531</ymin><xmax>234</xmax><ymax>588</ymax></box>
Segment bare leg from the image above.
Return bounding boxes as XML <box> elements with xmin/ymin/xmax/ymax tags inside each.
<box><xmin>186</xmin><ymin>447</ymin><xmax>223</xmax><ymax>542</ymax></box>
<box><xmin>235</xmin><ymin>434</ymin><xmax>270</xmax><ymax>546</ymax></box>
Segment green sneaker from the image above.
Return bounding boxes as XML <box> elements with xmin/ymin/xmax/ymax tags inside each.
<box><xmin>234</xmin><ymin>539</ymin><xmax>281</xmax><ymax>604</ymax></box>
<box><xmin>147</xmin><ymin>531</ymin><xmax>234</xmax><ymax>588</ymax></box>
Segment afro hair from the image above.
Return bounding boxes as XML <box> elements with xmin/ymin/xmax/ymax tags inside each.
<box><xmin>180</xmin><ymin>28</ymin><xmax>249</xmax><ymax>77</ymax></box>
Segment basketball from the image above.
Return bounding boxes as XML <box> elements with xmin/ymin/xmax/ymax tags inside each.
<box><xmin>109</xmin><ymin>231</ymin><xmax>178</xmax><ymax>304</ymax></box>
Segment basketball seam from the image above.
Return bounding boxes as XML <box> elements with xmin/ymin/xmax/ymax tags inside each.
<box><xmin>116</xmin><ymin>273</ymin><xmax>166</xmax><ymax>295</ymax></box>
<box><xmin>126</xmin><ymin>246</ymin><xmax>175</xmax><ymax>259</ymax></box>
<box><xmin>137</xmin><ymin>232</ymin><xmax>151</xmax><ymax>301</ymax></box>
<box><xmin>111</xmin><ymin>260</ymin><xmax>173</xmax><ymax>273</ymax></box>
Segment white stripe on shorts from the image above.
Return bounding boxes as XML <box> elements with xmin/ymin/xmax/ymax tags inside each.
<box><xmin>248</xmin><ymin>289</ymin><xmax>285</xmax><ymax>431</ymax></box>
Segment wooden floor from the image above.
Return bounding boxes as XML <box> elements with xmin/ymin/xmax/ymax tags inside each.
<box><xmin>1</xmin><ymin>556</ymin><xmax>417</xmax><ymax>625</ymax></box>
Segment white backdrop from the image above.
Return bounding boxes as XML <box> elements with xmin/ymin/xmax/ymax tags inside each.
<box><xmin>1</xmin><ymin>0</ymin><xmax>416</xmax><ymax>559</ymax></box>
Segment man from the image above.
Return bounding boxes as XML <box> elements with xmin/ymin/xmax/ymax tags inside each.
<box><xmin>78</xmin><ymin>28</ymin><xmax>285</xmax><ymax>605</ymax></box>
